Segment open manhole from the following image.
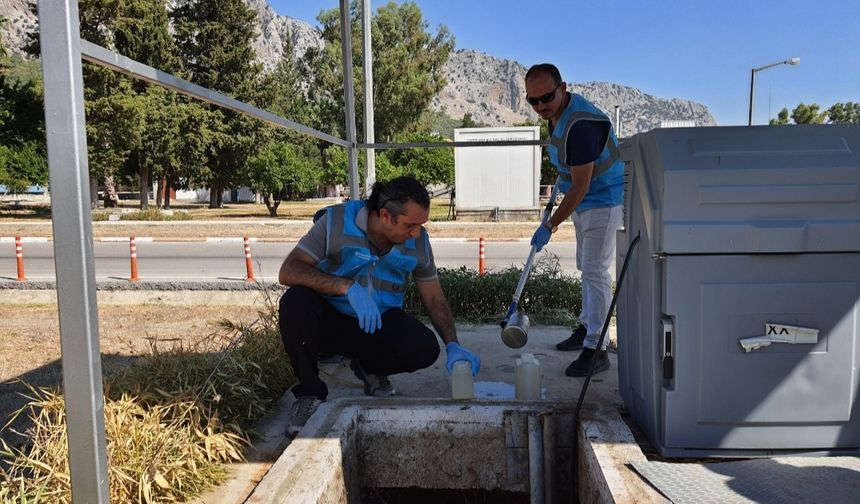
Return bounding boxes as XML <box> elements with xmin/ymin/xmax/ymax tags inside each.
<box><xmin>247</xmin><ymin>399</ymin><xmax>576</xmax><ymax>503</ymax></box>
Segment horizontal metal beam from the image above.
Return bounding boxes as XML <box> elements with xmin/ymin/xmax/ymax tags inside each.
<box><xmin>79</xmin><ymin>40</ymin><xmax>350</xmax><ymax>148</ymax></box>
<box><xmin>359</xmin><ymin>139</ymin><xmax>548</xmax><ymax>149</ymax></box>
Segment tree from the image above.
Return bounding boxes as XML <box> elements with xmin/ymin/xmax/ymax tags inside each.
<box><xmin>113</xmin><ymin>0</ymin><xmax>179</xmax><ymax>209</ymax></box>
<box><xmin>65</xmin><ymin>0</ymin><xmax>137</xmax><ymax>207</ymax></box>
<box><xmin>382</xmin><ymin>132</ymin><xmax>453</xmax><ymax>186</ymax></box>
<box><xmin>0</xmin><ymin>141</ymin><xmax>48</xmax><ymax>193</ymax></box>
<box><xmin>247</xmin><ymin>143</ymin><xmax>317</xmax><ymax>216</ymax></box>
<box><xmin>790</xmin><ymin>103</ymin><xmax>825</xmax><ymax>125</ymax></box>
<box><xmin>85</xmin><ymin>78</ymin><xmax>144</xmax><ymax>206</ymax></box>
<box><xmin>770</xmin><ymin>103</ymin><xmax>836</xmax><ymax>126</ymax></box>
<box><xmin>769</xmin><ymin>108</ymin><xmax>790</xmax><ymax>125</ymax></box>
<box><xmin>302</xmin><ymin>1</ymin><xmax>454</xmax><ymax>143</ymax></box>
<box><xmin>172</xmin><ymin>0</ymin><xmax>262</xmax><ymax>208</ymax></box>
<box><xmin>460</xmin><ymin>113</ymin><xmax>486</xmax><ymax>129</ymax></box>
<box><xmin>0</xmin><ymin>15</ymin><xmax>48</xmax><ymax>194</ymax></box>
<box><xmin>825</xmin><ymin>102</ymin><xmax>860</xmax><ymax>124</ymax></box>
<box><xmin>321</xmin><ymin>145</ymin><xmax>351</xmax><ymax>189</ymax></box>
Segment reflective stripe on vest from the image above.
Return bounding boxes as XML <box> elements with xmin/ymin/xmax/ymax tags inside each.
<box><xmin>319</xmin><ymin>201</ymin><xmax>431</xmax><ymax>315</ymax></box>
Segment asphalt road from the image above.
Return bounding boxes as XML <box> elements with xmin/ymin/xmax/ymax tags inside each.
<box><xmin>2</xmin><ymin>240</ymin><xmax>594</xmax><ymax>282</ymax></box>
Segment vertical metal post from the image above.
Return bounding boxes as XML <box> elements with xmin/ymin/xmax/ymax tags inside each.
<box><xmin>528</xmin><ymin>413</ymin><xmax>546</xmax><ymax>504</ymax></box>
<box><xmin>339</xmin><ymin>0</ymin><xmax>360</xmax><ymax>200</ymax></box>
<box><xmin>748</xmin><ymin>68</ymin><xmax>756</xmax><ymax>126</ymax></box>
<box><xmin>37</xmin><ymin>1</ymin><xmax>110</xmax><ymax>502</ymax></box>
<box><xmin>614</xmin><ymin>105</ymin><xmax>621</xmax><ymax>137</ymax></box>
<box><xmin>361</xmin><ymin>0</ymin><xmax>376</xmax><ymax>194</ymax></box>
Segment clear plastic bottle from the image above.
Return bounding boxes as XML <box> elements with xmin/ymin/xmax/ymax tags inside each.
<box><xmin>451</xmin><ymin>361</ymin><xmax>475</xmax><ymax>399</ymax></box>
<box><xmin>515</xmin><ymin>353</ymin><xmax>542</xmax><ymax>400</ymax></box>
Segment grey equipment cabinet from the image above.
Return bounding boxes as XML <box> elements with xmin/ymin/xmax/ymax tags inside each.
<box><xmin>616</xmin><ymin>125</ymin><xmax>860</xmax><ymax>457</ymax></box>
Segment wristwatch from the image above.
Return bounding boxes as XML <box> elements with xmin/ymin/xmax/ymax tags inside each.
<box><xmin>543</xmin><ymin>221</ymin><xmax>558</xmax><ymax>234</ymax></box>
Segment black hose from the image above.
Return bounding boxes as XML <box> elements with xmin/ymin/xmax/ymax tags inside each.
<box><xmin>570</xmin><ymin>231</ymin><xmax>640</xmax><ymax>503</ymax></box>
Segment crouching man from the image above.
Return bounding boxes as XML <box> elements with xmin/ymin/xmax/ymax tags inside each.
<box><xmin>279</xmin><ymin>176</ymin><xmax>481</xmax><ymax>437</ymax></box>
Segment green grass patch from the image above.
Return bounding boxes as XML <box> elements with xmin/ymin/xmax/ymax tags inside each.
<box><xmin>405</xmin><ymin>254</ymin><xmax>581</xmax><ymax>326</ymax></box>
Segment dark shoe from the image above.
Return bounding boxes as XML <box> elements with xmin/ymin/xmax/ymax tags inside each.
<box><xmin>565</xmin><ymin>348</ymin><xmax>610</xmax><ymax>377</ymax></box>
<box><xmin>556</xmin><ymin>324</ymin><xmax>587</xmax><ymax>351</ymax></box>
<box><xmin>350</xmin><ymin>359</ymin><xmax>396</xmax><ymax>397</ymax></box>
<box><xmin>286</xmin><ymin>396</ymin><xmax>324</xmax><ymax>438</ymax></box>
<box><xmin>318</xmin><ymin>352</ymin><xmax>346</xmax><ymax>364</ymax></box>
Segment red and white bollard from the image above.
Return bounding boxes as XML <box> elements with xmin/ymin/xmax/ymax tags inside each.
<box><xmin>478</xmin><ymin>237</ymin><xmax>485</xmax><ymax>275</ymax></box>
<box><xmin>243</xmin><ymin>236</ymin><xmax>256</xmax><ymax>282</ymax></box>
<box><xmin>15</xmin><ymin>236</ymin><xmax>26</xmax><ymax>281</ymax></box>
<box><xmin>129</xmin><ymin>236</ymin><xmax>139</xmax><ymax>283</ymax></box>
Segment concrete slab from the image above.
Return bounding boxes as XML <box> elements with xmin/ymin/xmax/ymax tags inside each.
<box><xmin>193</xmin><ymin>325</ymin><xmax>667</xmax><ymax>504</ymax></box>
<box><xmin>317</xmin><ymin>324</ymin><xmax>622</xmax><ymax>406</ymax></box>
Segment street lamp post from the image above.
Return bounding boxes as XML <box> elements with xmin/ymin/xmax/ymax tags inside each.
<box><xmin>748</xmin><ymin>57</ymin><xmax>800</xmax><ymax>125</ymax></box>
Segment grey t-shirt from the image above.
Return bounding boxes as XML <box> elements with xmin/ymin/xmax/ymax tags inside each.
<box><xmin>296</xmin><ymin>206</ymin><xmax>438</xmax><ymax>282</ymax></box>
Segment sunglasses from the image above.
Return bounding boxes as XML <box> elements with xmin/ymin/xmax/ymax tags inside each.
<box><xmin>378</xmin><ymin>194</ymin><xmax>407</xmax><ymax>213</ymax></box>
<box><xmin>526</xmin><ymin>84</ymin><xmax>560</xmax><ymax>106</ymax></box>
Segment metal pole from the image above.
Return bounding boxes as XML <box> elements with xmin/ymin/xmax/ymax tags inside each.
<box><xmin>748</xmin><ymin>68</ymin><xmax>756</xmax><ymax>126</ymax></box>
<box><xmin>528</xmin><ymin>413</ymin><xmax>545</xmax><ymax>504</ymax></box>
<box><xmin>614</xmin><ymin>105</ymin><xmax>621</xmax><ymax>137</ymax></box>
<box><xmin>340</xmin><ymin>0</ymin><xmax>360</xmax><ymax>200</ymax></box>
<box><xmin>37</xmin><ymin>1</ymin><xmax>110</xmax><ymax>502</ymax></box>
<box><xmin>361</xmin><ymin>0</ymin><xmax>376</xmax><ymax>195</ymax></box>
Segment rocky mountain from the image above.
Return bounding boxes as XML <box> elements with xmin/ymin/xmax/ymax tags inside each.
<box><xmin>1</xmin><ymin>0</ymin><xmax>716</xmax><ymax>133</ymax></box>
<box><xmin>243</xmin><ymin>0</ymin><xmax>323</xmax><ymax>72</ymax></box>
<box><xmin>0</xmin><ymin>0</ymin><xmax>36</xmax><ymax>54</ymax></box>
<box><xmin>432</xmin><ymin>49</ymin><xmax>716</xmax><ymax>133</ymax></box>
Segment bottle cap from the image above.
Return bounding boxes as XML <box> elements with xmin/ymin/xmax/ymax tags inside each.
<box><xmin>453</xmin><ymin>361</ymin><xmax>471</xmax><ymax>372</ymax></box>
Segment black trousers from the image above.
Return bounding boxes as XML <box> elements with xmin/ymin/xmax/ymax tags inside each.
<box><xmin>279</xmin><ymin>285</ymin><xmax>441</xmax><ymax>400</ymax></box>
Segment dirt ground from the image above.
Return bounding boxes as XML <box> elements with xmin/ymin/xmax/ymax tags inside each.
<box><xmin>0</xmin><ymin>304</ymin><xmax>261</xmax><ymax>448</ymax></box>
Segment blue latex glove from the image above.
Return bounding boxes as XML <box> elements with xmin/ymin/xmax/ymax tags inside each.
<box><xmin>530</xmin><ymin>223</ymin><xmax>552</xmax><ymax>252</ymax></box>
<box><xmin>347</xmin><ymin>282</ymin><xmax>382</xmax><ymax>333</ymax></box>
<box><xmin>446</xmin><ymin>342</ymin><xmax>481</xmax><ymax>376</ymax></box>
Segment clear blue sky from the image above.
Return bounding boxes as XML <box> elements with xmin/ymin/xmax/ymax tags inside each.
<box><xmin>269</xmin><ymin>0</ymin><xmax>859</xmax><ymax>126</ymax></box>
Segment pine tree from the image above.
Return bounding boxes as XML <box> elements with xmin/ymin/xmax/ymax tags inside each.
<box><xmin>172</xmin><ymin>0</ymin><xmax>262</xmax><ymax>208</ymax></box>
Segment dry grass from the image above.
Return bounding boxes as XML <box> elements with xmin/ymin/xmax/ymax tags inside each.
<box><xmin>0</xmin><ymin>295</ymin><xmax>292</xmax><ymax>503</ymax></box>
<box><xmin>0</xmin><ymin>304</ymin><xmax>260</xmax><ymax>455</ymax></box>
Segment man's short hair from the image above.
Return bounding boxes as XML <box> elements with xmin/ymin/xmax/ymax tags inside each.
<box><xmin>367</xmin><ymin>176</ymin><xmax>430</xmax><ymax>217</ymax></box>
<box><xmin>525</xmin><ymin>63</ymin><xmax>562</xmax><ymax>86</ymax></box>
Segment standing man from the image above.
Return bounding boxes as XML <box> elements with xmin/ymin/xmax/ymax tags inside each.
<box><xmin>525</xmin><ymin>63</ymin><xmax>625</xmax><ymax>377</ymax></box>
<box><xmin>278</xmin><ymin>176</ymin><xmax>481</xmax><ymax>437</ymax></box>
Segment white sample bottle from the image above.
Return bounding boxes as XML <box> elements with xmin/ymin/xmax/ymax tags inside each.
<box><xmin>515</xmin><ymin>353</ymin><xmax>542</xmax><ymax>400</ymax></box>
<box><xmin>451</xmin><ymin>360</ymin><xmax>475</xmax><ymax>399</ymax></box>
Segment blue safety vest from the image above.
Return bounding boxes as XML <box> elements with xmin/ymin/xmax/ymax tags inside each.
<box><xmin>318</xmin><ymin>201</ymin><xmax>432</xmax><ymax>315</ymax></box>
<box><xmin>548</xmin><ymin>93</ymin><xmax>624</xmax><ymax>210</ymax></box>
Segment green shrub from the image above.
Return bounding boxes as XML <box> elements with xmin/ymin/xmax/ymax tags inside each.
<box><xmin>404</xmin><ymin>254</ymin><xmax>581</xmax><ymax>326</ymax></box>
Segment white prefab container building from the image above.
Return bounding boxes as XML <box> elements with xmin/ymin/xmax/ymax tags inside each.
<box><xmin>454</xmin><ymin>126</ymin><xmax>541</xmax><ymax>215</ymax></box>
